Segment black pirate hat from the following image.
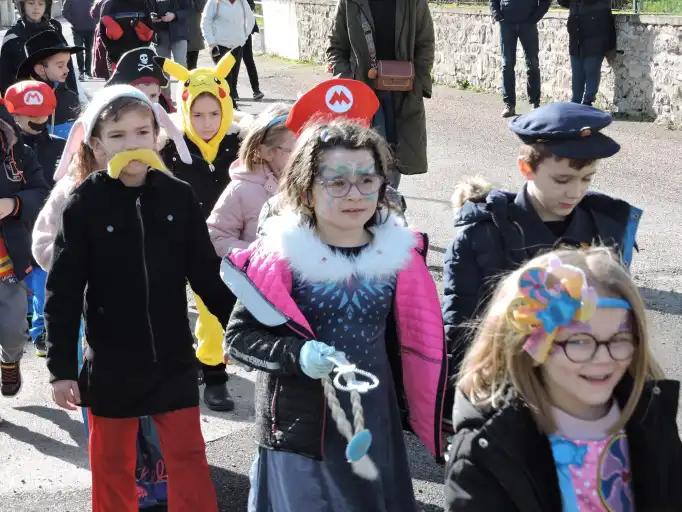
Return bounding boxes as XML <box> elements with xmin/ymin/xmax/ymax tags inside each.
<box><xmin>16</xmin><ymin>29</ymin><xmax>83</xmax><ymax>80</ymax></box>
<box><xmin>107</xmin><ymin>47</ymin><xmax>169</xmax><ymax>88</ymax></box>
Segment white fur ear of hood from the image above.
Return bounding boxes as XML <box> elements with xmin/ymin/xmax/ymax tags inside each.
<box><xmin>260</xmin><ymin>210</ymin><xmax>417</xmax><ymax>283</ymax></box>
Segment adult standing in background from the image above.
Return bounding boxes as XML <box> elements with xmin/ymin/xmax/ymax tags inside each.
<box><xmin>201</xmin><ymin>0</ymin><xmax>254</xmax><ymax>107</ymax></box>
<box><xmin>186</xmin><ymin>0</ymin><xmax>206</xmax><ymax>69</ymax></box>
<box><xmin>62</xmin><ymin>0</ymin><xmax>96</xmax><ymax>80</ymax></box>
<box><xmin>153</xmin><ymin>0</ymin><xmax>191</xmax><ymax>69</ymax></box>
<box><xmin>327</xmin><ymin>0</ymin><xmax>435</xmax><ymax>188</ymax></box>
<box><xmin>232</xmin><ymin>0</ymin><xmax>264</xmax><ymax>100</ymax></box>
<box><xmin>558</xmin><ymin>0</ymin><xmax>615</xmax><ymax>106</ymax></box>
<box><xmin>490</xmin><ymin>0</ymin><xmax>551</xmax><ymax>117</ymax></box>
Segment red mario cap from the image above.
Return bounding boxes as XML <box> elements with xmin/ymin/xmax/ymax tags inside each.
<box><xmin>286</xmin><ymin>78</ymin><xmax>380</xmax><ymax>135</ymax></box>
<box><xmin>3</xmin><ymin>81</ymin><xmax>57</xmax><ymax>117</ymax></box>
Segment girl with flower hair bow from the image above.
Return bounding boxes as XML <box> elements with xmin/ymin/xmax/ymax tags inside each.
<box><xmin>445</xmin><ymin>246</ymin><xmax>681</xmax><ymax>512</ymax></box>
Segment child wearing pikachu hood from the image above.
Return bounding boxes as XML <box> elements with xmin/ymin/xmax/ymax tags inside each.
<box><xmin>159</xmin><ymin>52</ymin><xmax>240</xmax><ymax>412</ymax></box>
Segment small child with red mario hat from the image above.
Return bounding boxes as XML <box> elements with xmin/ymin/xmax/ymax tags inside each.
<box><xmin>4</xmin><ymin>80</ymin><xmax>65</xmax><ymax>356</ymax></box>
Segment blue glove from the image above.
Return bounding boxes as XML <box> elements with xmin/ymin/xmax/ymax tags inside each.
<box><xmin>299</xmin><ymin>340</ymin><xmax>336</xmax><ymax>379</ymax></box>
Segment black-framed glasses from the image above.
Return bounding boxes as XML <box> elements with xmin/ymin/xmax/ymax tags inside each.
<box><xmin>316</xmin><ymin>175</ymin><xmax>384</xmax><ymax>198</ymax></box>
<box><xmin>554</xmin><ymin>332</ymin><xmax>636</xmax><ymax>363</ymax></box>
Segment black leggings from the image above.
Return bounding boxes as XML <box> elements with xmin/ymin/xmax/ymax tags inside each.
<box><xmin>235</xmin><ymin>34</ymin><xmax>260</xmax><ymax>93</ymax></box>
<box><xmin>186</xmin><ymin>50</ymin><xmax>200</xmax><ymax>70</ymax></box>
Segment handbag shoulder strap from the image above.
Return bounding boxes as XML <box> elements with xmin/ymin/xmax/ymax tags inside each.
<box><xmin>358</xmin><ymin>9</ymin><xmax>377</xmax><ymax>71</ymax></box>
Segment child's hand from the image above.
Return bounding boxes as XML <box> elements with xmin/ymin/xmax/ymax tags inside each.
<box><xmin>161</xmin><ymin>12</ymin><xmax>175</xmax><ymax>21</ymax></box>
<box><xmin>0</xmin><ymin>198</ymin><xmax>16</xmax><ymax>219</ymax></box>
<box><xmin>51</xmin><ymin>380</ymin><xmax>81</xmax><ymax>410</ymax></box>
<box><xmin>299</xmin><ymin>340</ymin><xmax>336</xmax><ymax>379</ymax></box>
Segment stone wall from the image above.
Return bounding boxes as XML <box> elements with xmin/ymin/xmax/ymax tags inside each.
<box><xmin>262</xmin><ymin>0</ymin><xmax>682</xmax><ymax>128</ymax></box>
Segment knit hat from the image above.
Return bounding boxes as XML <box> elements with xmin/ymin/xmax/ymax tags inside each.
<box><xmin>53</xmin><ymin>84</ymin><xmax>192</xmax><ymax>181</ymax></box>
<box><xmin>3</xmin><ymin>80</ymin><xmax>56</xmax><ymax>117</ymax></box>
<box><xmin>156</xmin><ymin>52</ymin><xmax>236</xmax><ymax>163</ymax></box>
<box><xmin>286</xmin><ymin>78</ymin><xmax>380</xmax><ymax>135</ymax></box>
<box><xmin>107</xmin><ymin>47</ymin><xmax>169</xmax><ymax>88</ymax></box>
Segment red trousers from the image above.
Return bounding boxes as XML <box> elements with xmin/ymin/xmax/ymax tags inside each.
<box><xmin>88</xmin><ymin>406</ymin><xmax>217</xmax><ymax>512</ymax></box>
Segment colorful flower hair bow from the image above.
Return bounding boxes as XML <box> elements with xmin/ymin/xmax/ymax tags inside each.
<box><xmin>507</xmin><ymin>256</ymin><xmax>600</xmax><ymax>363</ymax></box>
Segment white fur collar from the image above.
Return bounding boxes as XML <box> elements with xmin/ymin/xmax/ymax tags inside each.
<box><xmin>260</xmin><ymin>210</ymin><xmax>417</xmax><ymax>283</ymax></box>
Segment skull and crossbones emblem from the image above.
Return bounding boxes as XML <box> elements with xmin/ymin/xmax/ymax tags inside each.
<box><xmin>138</xmin><ymin>53</ymin><xmax>153</xmax><ymax>72</ymax></box>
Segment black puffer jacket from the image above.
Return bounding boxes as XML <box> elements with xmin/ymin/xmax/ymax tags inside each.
<box><xmin>225</xmin><ymin>300</ymin><xmax>406</xmax><ymax>459</ymax></box>
<box><xmin>559</xmin><ymin>0</ymin><xmax>616</xmax><ymax>58</ymax></box>
<box><xmin>490</xmin><ymin>0</ymin><xmax>551</xmax><ymax>24</ymax></box>
<box><xmin>0</xmin><ymin>114</ymin><xmax>48</xmax><ymax>281</ymax></box>
<box><xmin>0</xmin><ymin>17</ymin><xmax>79</xmax><ymax>94</ymax></box>
<box><xmin>161</xmin><ymin>133</ymin><xmax>239</xmax><ymax>219</ymax></box>
<box><xmin>445</xmin><ymin>379</ymin><xmax>682</xmax><ymax>511</ymax></box>
<box><xmin>45</xmin><ymin>170</ymin><xmax>236</xmax><ymax>417</ymax></box>
<box><xmin>20</xmin><ymin>130</ymin><xmax>66</xmax><ymax>190</ymax></box>
<box><xmin>442</xmin><ymin>186</ymin><xmax>641</xmax><ymax>410</ymax></box>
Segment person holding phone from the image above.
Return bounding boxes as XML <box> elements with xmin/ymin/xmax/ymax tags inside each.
<box><xmin>153</xmin><ymin>0</ymin><xmax>191</xmax><ymax>70</ymax></box>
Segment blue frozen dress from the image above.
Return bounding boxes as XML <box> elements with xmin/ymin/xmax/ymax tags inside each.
<box><xmin>248</xmin><ymin>247</ymin><xmax>418</xmax><ymax>512</ymax></box>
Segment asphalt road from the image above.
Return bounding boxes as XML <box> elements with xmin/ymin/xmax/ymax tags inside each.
<box><xmin>1</xmin><ymin>23</ymin><xmax>680</xmax><ymax>512</ymax></box>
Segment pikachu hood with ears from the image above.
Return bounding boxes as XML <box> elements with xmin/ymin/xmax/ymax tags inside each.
<box><xmin>156</xmin><ymin>53</ymin><xmax>236</xmax><ymax>164</ymax></box>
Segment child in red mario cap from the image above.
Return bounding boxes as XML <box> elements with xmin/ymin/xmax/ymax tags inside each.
<box><xmin>4</xmin><ymin>80</ymin><xmax>65</xmax><ymax>357</ymax></box>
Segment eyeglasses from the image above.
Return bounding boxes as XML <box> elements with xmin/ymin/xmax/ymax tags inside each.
<box><xmin>315</xmin><ymin>175</ymin><xmax>384</xmax><ymax>198</ymax></box>
<box><xmin>553</xmin><ymin>332</ymin><xmax>636</xmax><ymax>363</ymax></box>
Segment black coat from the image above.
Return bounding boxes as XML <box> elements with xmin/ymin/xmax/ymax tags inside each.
<box><xmin>559</xmin><ymin>0</ymin><xmax>616</xmax><ymax>58</ymax></box>
<box><xmin>161</xmin><ymin>134</ymin><xmax>239</xmax><ymax>219</ymax></box>
<box><xmin>44</xmin><ymin>170</ymin><xmax>236</xmax><ymax>418</ymax></box>
<box><xmin>442</xmin><ymin>187</ymin><xmax>641</xmax><ymax>410</ymax></box>
<box><xmin>153</xmin><ymin>0</ymin><xmax>191</xmax><ymax>42</ymax></box>
<box><xmin>0</xmin><ymin>18</ymin><xmax>79</xmax><ymax>94</ymax></box>
<box><xmin>98</xmin><ymin>0</ymin><xmax>154</xmax><ymax>66</ymax></box>
<box><xmin>20</xmin><ymin>130</ymin><xmax>66</xmax><ymax>191</ymax></box>
<box><xmin>0</xmin><ymin>125</ymin><xmax>48</xmax><ymax>281</ymax></box>
<box><xmin>445</xmin><ymin>379</ymin><xmax>682</xmax><ymax>511</ymax></box>
<box><xmin>490</xmin><ymin>0</ymin><xmax>551</xmax><ymax>24</ymax></box>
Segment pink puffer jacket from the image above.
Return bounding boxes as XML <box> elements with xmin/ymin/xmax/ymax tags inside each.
<box><xmin>229</xmin><ymin>211</ymin><xmax>448</xmax><ymax>457</ymax></box>
<box><xmin>207</xmin><ymin>161</ymin><xmax>279</xmax><ymax>256</ymax></box>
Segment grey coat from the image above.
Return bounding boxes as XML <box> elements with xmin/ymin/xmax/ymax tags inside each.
<box><xmin>327</xmin><ymin>0</ymin><xmax>435</xmax><ymax>175</ymax></box>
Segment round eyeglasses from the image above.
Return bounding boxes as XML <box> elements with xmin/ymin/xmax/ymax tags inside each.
<box><xmin>316</xmin><ymin>175</ymin><xmax>384</xmax><ymax>198</ymax></box>
<box><xmin>554</xmin><ymin>333</ymin><xmax>636</xmax><ymax>363</ymax></box>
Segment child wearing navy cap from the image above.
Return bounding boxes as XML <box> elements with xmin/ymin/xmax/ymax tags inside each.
<box><xmin>441</xmin><ymin>102</ymin><xmax>642</xmax><ymax>417</ymax></box>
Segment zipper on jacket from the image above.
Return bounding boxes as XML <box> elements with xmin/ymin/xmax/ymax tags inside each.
<box><xmin>135</xmin><ymin>196</ymin><xmax>158</xmax><ymax>363</ymax></box>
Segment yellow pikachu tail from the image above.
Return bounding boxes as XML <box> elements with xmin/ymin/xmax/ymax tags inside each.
<box><xmin>215</xmin><ymin>51</ymin><xmax>237</xmax><ymax>78</ymax></box>
<box><xmin>161</xmin><ymin>58</ymin><xmax>191</xmax><ymax>82</ymax></box>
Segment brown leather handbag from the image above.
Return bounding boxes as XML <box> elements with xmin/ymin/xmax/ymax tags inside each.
<box><xmin>374</xmin><ymin>60</ymin><xmax>415</xmax><ymax>92</ymax></box>
<box><xmin>359</xmin><ymin>11</ymin><xmax>415</xmax><ymax>92</ymax></box>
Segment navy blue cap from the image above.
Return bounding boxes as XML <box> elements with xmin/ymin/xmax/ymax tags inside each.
<box><xmin>509</xmin><ymin>102</ymin><xmax>620</xmax><ymax>159</ymax></box>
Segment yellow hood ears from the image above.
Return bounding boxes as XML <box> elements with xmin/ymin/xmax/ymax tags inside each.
<box><xmin>159</xmin><ymin>57</ymin><xmax>190</xmax><ymax>82</ymax></box>
<box><xmin>156</xmin><ymin>53</ymin><xmax>236</xmax><ymax>163</ymax></box>
<box><xmin>215</xmin><ymin>52</ymin><xmax>236</xmax><ymax>79</ymax></box>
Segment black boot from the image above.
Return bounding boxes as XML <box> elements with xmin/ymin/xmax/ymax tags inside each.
<box><xmin>201</xmin><ymin>362</ymin><xmax>234</xmax><ymax>412</ymax></box>
<box><xmin>203</xmin><ymin>382</ymin><xmax>235</xmax><ymax>411</ymax></box>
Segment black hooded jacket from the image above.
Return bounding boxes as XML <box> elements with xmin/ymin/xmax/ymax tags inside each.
<box><xmin>445</xmin><ymin>379</ymin><xmax>682</xmax><ymax>511</ymax></box>
<box><xmin>441</xmin><ymin>186</ymin><xmax>641</xmax><ymax>412</ymax></box>
<box><xmin>0</xmin><ymin>5</ymin><xmax>79</xmax><ymax>94</ymax></box>
<box><xmin>0</xmin><ymin>111</ymin><xmax>48</xmax><ymax>281</ymax></box>
<box><xmin>19</xmin><ymin>129</ymin><xmax>66</xmax><ymax>190</ymax></box>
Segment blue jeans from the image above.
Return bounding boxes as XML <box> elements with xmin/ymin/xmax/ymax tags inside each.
<box><xmin>499</xmin><ymin>22</ymin><xmax>541</xmax><ymax>107</ymax></box>
<box><xmin>570</xmin><ymin>55</ymin><xmax>604</xmax><ymax>105</ymax></box>
<box><xmin>25</xmin><ymin>267</ymin><xmax>47</xmax><ymax>342</ymax></box>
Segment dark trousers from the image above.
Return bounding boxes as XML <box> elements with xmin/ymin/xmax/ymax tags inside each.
<box><xmin>88</xmin><ymin>407</ymin><xmax>217</xmax><ymax>512</ymax></box>
<box><xmin>72</xmin><ymin>29</ymin><xmax>94</xmax><ymax>76</ymax></box>
<box><xmin>372</xmin><ymin>91</ymin><xmax>401</xmax><ymax>188</ymax></box>
<box><xmin>187</xmin><ymin>50</ymin><xmax>200</xmax><ymax>70</ymax></box>
<box><xmin>234</xmin><ymin>34</ymin><xmax>260</xmax><ymax>94</ymax></box>
<box><xmin>570</xmin><ymin>54</ymin><xmax>604</xmax><ymax>106</ymax></box>
<box><xmin>499</xmin><ymin>22</ymin><xmax>541</xmax><ymax>107</ymax></box>
<box><xmin>212</xmin><ymin>45</ymin><xmax>243</xmax><ymax>102</ymax></box>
